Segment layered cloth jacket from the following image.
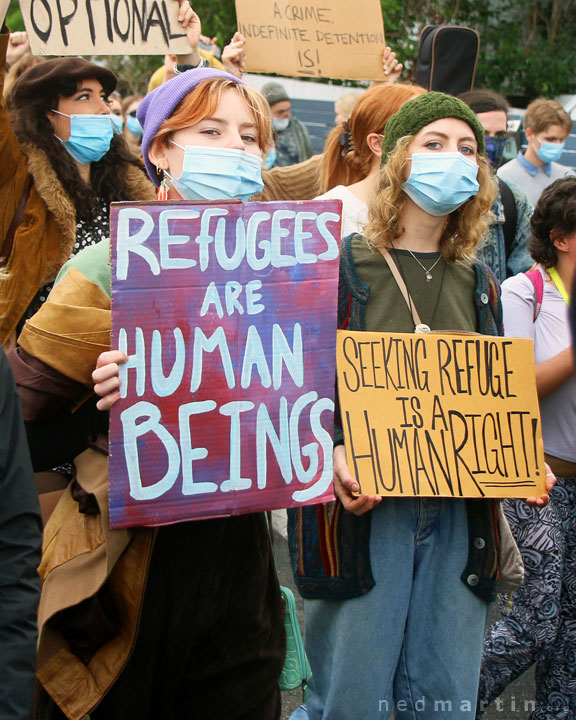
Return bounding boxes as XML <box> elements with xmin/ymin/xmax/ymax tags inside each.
<box><xmin>287</xmin><ymin>233</ymin><xmax>525</xmax><ymax>605</ymax></box>
<box><xmin>0</xmin><ymin>32</ymin><xmax>155</xmax><ymax>347</ymax></box>
<box><xmin>12</xmin><ymin>241</ymin><xmax>285</xmax><ymax>719</ymax></box>
<box><xmin>11</xmin><ymin>259</ymin><xmax>152</xmax><ymax>720</ymax></box>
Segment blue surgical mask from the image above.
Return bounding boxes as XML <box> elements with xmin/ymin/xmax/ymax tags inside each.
<box><xmin>165</xmin><ymin>144</ymin><xmax>264</xmax><ymax>202</ymax></box>
<box><xmin>126</xmin><ymin>114</ymin><xmax>143</xmax><ymax>138</ymax></box>
<box><xmin>402</xmin><ymin>152</ymin><xmax>480</xmax><ymax>217</ymax></box>
<box><xmin>484</xmin><ymin>135</ymin><xmax>507</xmax><ymax>168</ymax></box>
<box><xmin>265</xmin><ymin>146</ymin><xmax>277</xmax><ymax>169</ymax></box>
<box><xmin>272</xmin><ymin>117</ymin><xmax>290</xmax><ymax>132</ymax></box>
<box><xmin>111</xmin><ymin>114</ymin><xmax>124</xmax><ymax>133</ymax></box>
<box><xmin>53</xmin><ymin>111</ymin><xmax>114</xmax><ymax>164</ymax></box>
<box><xmin>535</xmin><ymin>140</ymin><xmax>565</xmax><ymax>164</ymax></box>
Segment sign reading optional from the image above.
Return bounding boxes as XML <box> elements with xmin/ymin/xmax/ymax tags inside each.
<box><xmin>235</xmin><ymin>0</ymin><xmax>387</xmax><ymax>80</ymax></box>
<box><xmin>337</xmin><ymin>331</ymin><xmax>547</xmax><ymax>499</ymax></box>
<box><xmin>109</xmin><ymin>199</ymin><xmax>341</xmax><ymax>529</ymax></box>
<box><xmin>20</xmin><ymin>0</ymin><xmax>191</xmax><ymax>55</ymax></box>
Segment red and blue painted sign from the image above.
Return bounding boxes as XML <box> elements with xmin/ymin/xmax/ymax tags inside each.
<box><xmin>109</xmin><ymin>199</ymin><xmax>341</xmax><ymax>528</ymax></box>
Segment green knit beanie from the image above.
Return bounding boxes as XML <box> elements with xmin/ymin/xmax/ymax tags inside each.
<box><xmin>381</xmin><ymin>91</ymin><xmax>486</xmax><ymax>164</ymax></box>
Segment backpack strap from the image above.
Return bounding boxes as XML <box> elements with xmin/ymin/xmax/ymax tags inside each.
<box><xmin>1</xmin><ymin>181</ymin><xmax>32</xmax><ymax>267</ymax></box>
<box><xmin>524</xmin><ymin>268</ymin><xmax>544</xmax><ymax>321</ymax></box>
<box><xmin>498</xmin><ymin>178</ymin><xmax>517</xmax><ymax>264</ymax></box>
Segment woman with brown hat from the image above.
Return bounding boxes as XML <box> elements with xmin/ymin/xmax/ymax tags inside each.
<box><xmin>0</xmin><ymin>10</ymin><xmax>221</xmax><ymax>348</ymax></box>
<box><xmin>10</xmin><ymin>49</ymin><xmax>285</xmax><ymax>720</ymax></box>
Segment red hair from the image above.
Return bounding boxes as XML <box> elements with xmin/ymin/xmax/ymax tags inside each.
<box><xmin>320</xmin><ymin>83</ymin><xmax>427</xmax><ymax>192</ymax></box>
<box><xmin>151</xmin><ymin>78</ymin><xmax>272</xmax><ymax>156</ymax></box>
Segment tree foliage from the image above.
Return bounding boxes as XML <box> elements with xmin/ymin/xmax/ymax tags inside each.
<box><xmin>381</xmin><ymin>0</ymin><xmax>576</xmax><ymax>101</ymax></box>
<box><xmin>5</xmin><ymin>0</ymin><xmax>576</xmax><ymax>99</ymax></box>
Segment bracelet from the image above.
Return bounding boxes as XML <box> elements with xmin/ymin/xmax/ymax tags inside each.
<box><xmin>173</xmin><ymin>57</ymin><xmax>209</xmax><ymax>74</ymax></box>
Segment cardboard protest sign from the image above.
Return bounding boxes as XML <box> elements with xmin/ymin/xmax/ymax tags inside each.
<box><xmin>1</xmin><ymin>0</ymin><xmax>10</xmax><ymax>28</ymax></box>
<box><xmin>337</xmin><ymin>331</ymin><xmax>547</xmax><ymax>499</ymax></box>
<box><xmin>20</xmin><ymin>0</ymin><xmax>190</xmax><ymax>55</ymax></box>
<box><xmin>109</xmin><ymin>199</ymin><xmax>341</xmax><ymax>529</ymax></box>
<box><xmin>235</xmin><ymin>0</ymin><xmax>386</xmax><ymax>81</ymax></box>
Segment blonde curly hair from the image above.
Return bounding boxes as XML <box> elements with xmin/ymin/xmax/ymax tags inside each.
<box><xmin>364</xmin><ymin>136</ymin><xmax>497</xmax><ymax>262</ymax></box>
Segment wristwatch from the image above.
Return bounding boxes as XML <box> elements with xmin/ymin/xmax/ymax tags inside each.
<box><xmin>173</xmin><ymin>57</ymin><xmax>210</xmax><ymax>74</ymax></box>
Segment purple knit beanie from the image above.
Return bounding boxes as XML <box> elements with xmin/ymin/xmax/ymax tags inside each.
<box><xmin>138</xmin><ymin>68</ymin><xmax>246</xmax><ymax>186</ymax></box>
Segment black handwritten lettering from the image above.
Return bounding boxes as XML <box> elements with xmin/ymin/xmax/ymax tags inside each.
<box><xmin>144</xmin><ymin>0</ymin><xmax>168</xmax><ymax>43</ymax></box>
<box><xmin>30</xmin><ymin>0</ymin><xmax>53</xmax><ymax>43</ymax></box>
<box><xmin>161</xmin><ymin>0</ymin><xmax>185</xmax><ymax>40</ymax></box>
<box><xmin>397</xmin><ymin>397</ymin><xmax>411</xmax><ymax>428</ymax></box>
<box><xmin>341</xmin><ymin>336</ymin><xmax>360</xmax><ymax>392</ymax></box>
<box><xmin>113</xmin><ymin>0</ymin><xmax>130</xmax><ymax>41</ymax></box>
<box><xmin>54</xmin><ymin>0</ymin><xmax>78</xmax><ymax>46</ymax></box>
<box><xmin>448</xmin><ymin>410</ymin><xmax>484</xmax><ymax>496</ymax></box>
<box><xmin>358</xmin><ymin>341</ymin><xmax>373</xmax><ymax>388</ymax></box>
<box><xmin>501</xmin><ymin>341</ymin><xmax>517</xmax><ymax>397</ymax></box>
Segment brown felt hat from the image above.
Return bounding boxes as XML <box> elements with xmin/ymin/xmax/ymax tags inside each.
<box><xmin>10</xmin><ymin>57</ymin><xmax>117</xmax><ymax>109</ymax></box>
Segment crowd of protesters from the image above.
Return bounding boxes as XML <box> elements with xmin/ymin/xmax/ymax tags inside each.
<box><xmin>1</xmin><ymin>1</ymin><xmax>575</xmax><ymax>719</ymax></box>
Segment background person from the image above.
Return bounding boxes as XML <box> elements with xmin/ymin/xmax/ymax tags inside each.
<box><xmin>478</xmin><ymin>177</ymin><xmax>576</xmax><ymax>720</ymax></box>
<box><xmin>288</xmin><ymin>92</ymin><xmax>548</xmax><ymax>720</ymax></box>
<box><xmin>262</xmin><ymin>80</ymin><xmax>314</xmax><ymax>167</ymax></box>
<box><xmin>498</xmin><ymin>98</ymin><xmax>574</xmax><ymax>207</ymax></box>
<box><xmin>458</xmin><ymin>89</ymin><xmax>533</xmax><ymax>282</ymax></box>
<box><xmin>0</xmin><ymin>345</ymin><xmax>42</xmax><ymax>720</ymax></box>
<box><xmin>0</xmin><ymin>27</ymin><xmax>154</xmax><ymax>351</ymax></box>
<box><xmin>315</xmin><ymin>83</ymin><xmax>426</xmax><ymax>237</ymax></box>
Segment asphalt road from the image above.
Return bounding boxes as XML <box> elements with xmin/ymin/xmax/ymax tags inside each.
<box><xmin>273</xmin><ymin>529</ymin><xmax>535</xmax><ymax>720</ymax></box>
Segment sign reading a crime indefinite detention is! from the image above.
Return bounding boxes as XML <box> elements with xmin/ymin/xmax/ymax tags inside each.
<box><xmin>235</xmin><ymin>0</ymin><xmax>387</xmax><ymax>81</ymax></box>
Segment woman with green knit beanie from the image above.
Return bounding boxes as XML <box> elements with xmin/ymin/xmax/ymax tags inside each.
<box><xmin>288</xmin><ymin>92</ymin><xmax>553</xmax><ymax>720</ymax></box>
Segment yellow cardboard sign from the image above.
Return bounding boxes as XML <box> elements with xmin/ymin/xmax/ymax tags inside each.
<box><xmin>337</xmin><ymin>331</ymin><xmax>547</xmax><ymax>499</ymax></box>
<box><xmin>235</xmin><ymin>0</ymin><xmax>386</xmax><ymax>81</ymax></box>
<box><xmin>20</xmin><ymin>0</ymin><xmax>191</xmax><ymax>56</ymax></box>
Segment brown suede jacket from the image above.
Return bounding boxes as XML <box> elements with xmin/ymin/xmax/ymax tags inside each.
<box><xmin>0</xmin><ymin>32</ymin><xmax>155</xmax><ymax>347</ymax></box>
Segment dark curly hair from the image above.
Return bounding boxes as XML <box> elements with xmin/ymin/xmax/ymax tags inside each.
<box><xmin>11</xmin><ymin>77</ymin><xmax>145</xmax><ymax>223</ymax></box>
<box><xmin>529</xmin><ymin>178</ymin><xmax>576</xmax><ymax>267</ymax></box>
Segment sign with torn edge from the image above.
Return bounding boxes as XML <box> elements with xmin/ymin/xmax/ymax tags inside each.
<box><xmin>108</xmin><ymin>199</ymin><xmax>341</xmax><ymax>529</ymax></box>
<box><xmin>337</xmin><ymin>330</ymin><xmax>547</xmax><ymax>499</ymax></box>
<box><xmin>20</xmin><ymin>0</ymin><xmax>191</xmax><ymax>56</ymax></box>
<box><xmin>235</xmin><ymin>0</ymin><xmax>387</xmax><ymax>80</ymax></box>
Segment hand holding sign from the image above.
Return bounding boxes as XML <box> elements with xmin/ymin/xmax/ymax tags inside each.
<box><xmin>6</xmin><ymin>31</ymin><xmax>30</xmax><ymax>66</ymax></box>
<box><xmin>174</xmin><ymin>0</ymin><xmax>201</xmax><ymax>64</ymax></box>
<box><xmin>333</xmin><ymin>444</ymin><xmax>381</xmax><ymax>516</ymax></box>
<box><xmin>93</xmin><ymin>350</ymin><xmax>127</xmax><ymax>411</ymax></box>
<box><xmin>222</xmin><ymin>31</ymin><xmax>246</xmax><ymax>78</ymax></box>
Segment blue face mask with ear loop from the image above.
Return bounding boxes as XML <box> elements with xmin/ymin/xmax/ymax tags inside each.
<box><xmin>402</xmin><ymin>152</ymin><xmax>480</xmax><ymax>217</ymax></box>
<box><xmin>110</xmin><ymin>114</ymin><xmax>124</xmax><ymax>133</ymax></box>
<box><xmin>164</xmin><ymin>143</ymin><xmax>264</xmax><ymax>202</ymax></box>
<box><xmin>52</xmin><ymin>110</ymin><xmax>114</xmax><ymax>164</ymax></box>
<box><xmin>484</xmin><ymin>135</ymin><xmax>507</xmax><ymax>168</ymax></box>
<box><xmin>125</xmin><ymin>114</ymin><xmax>143</xmax><ymax>138</ymax></box>
<box><xmin>535</xmin><ymin>140</ymin><xmax>565</xmax><ymax>164</ymax></box>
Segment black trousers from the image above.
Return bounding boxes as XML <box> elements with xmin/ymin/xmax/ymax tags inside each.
<box><xmin>36</xmin><ymin>513</ymin><xmax>285</xmax><ymax>720</ymax></box>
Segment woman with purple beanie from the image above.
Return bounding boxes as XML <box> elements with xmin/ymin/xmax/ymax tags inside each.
<box><xmin>14</xmin><ymin>52</ymin><xmax>285</xmax><ymax>720</ymax></box>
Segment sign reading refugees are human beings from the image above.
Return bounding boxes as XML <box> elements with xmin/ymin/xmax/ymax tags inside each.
<box><xmin>337</xmin><ymin>330</ymin><xmax>547</xmax><ymax>499</ymax></box>
<box><xmin>108</xmin><ymin>199</ymin><xmax>341</xmax><ymax>529</ymax></box>
<box><xmin>235</xmin><ymin>0</ymin><xmax>387</xmax><ymax>80</ymax></box>
<box><xmin>20</xmin><ymin>0</ymin><xmax>191</xmax><ymax>55</ymax></box>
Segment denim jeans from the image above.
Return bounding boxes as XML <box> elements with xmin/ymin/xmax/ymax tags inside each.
<box><xmin>302</xmin><ymin>498</ymin><xmax>489</xmax><ymax>720</ymax></box>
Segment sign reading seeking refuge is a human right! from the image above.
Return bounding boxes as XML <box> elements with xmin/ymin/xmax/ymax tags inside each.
<box><xmin>337</xmin><ymin>330</ymin><xmax>547</xmax><ymax>499</ymax></box>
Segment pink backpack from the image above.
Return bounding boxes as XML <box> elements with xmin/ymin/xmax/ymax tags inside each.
<box><xmin>524</xmin><ymin>269</ymin><xmax>544</xmax><ymax>321</ymax></box>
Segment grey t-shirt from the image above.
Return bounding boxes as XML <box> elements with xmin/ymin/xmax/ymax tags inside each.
<box><xmin>502</xmin><ymin>266</ymin><xmax>576</xmax><ymax>463</ymax></box>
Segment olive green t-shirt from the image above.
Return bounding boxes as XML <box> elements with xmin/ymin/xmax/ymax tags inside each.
<box><xmin>351</xmin><ymin>235</ymin><xmax>477</xmax><ymax>333</ymax></box>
